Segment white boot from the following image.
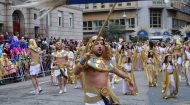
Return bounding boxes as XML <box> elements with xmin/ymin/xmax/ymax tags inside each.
<box><xmin>59</xmin><ymin>90</ymin><xmax>63</xmax><ymax>94</ymax></box>
<box><xmin>64</xmin><ymin>86</ymin><xmax>67</xmax><ymax>93</ymax></box>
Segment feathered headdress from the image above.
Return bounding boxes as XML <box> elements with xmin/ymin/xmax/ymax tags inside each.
<box><xmin>10</xmin><ymin>41</ymin><xmax>19</xmax><ymax>50</ymax></box>
<box><xmin>180</xmin><ymin>25</ymin><xmax>190</xmax><ymax>36</ymax></box>
<box><xmin>8</xmin><ymin>37</ymin><xmax>15</xmax><ymax>44</ymax></box>
<box><xmin>20</xmin><ymin>41</ymin><xmax>28</xmax><ymax>49</ymax></box>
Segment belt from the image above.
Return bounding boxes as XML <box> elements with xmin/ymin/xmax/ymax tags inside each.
<box><xmin>127</xmin><ymin>71</ymin><xmax>132</xmax><ymax>73</ymax></box>
<box><xmin>84</xmin><ymin>87</ymin><xmax>110</xmax><ymax>103</ymax></box>
<box><xmin>30</xmin><ymin>62</ymin><xmax>39</xmax><ymax>66</ymax></box>
<box><xmin>168</xmin><ymin>72</ymin><xmax>173</xmax><ymax>75</ymax></box>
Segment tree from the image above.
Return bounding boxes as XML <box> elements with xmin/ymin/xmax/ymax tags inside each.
<box><xmin>103</xmin><ymin>23</ymin><xmax>126</xmax><ymax>42</ymax></box>
<box><xmin>133</xmin><ymin>36</ymin><xmax>148</xmax><ymax>43</ymax></box>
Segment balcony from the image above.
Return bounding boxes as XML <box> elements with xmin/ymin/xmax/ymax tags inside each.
<box><xmin>152</xmin><ymin>0</ymin><xmax>166</xmax><ymax>6</ymax></box>
<box><xmin>83</xmin><ymin>25</ymin><xmax>135</xmax><ymax>33</ymax></box>
<box><xmin>168</xmin><ymin>1</ymin><xmax>190</xmax><ymax>14</ymax></box>
<box><xmin>152</xmin><ymin>0</ymin><xmax>166</xmax><ymax>7</ymax></box>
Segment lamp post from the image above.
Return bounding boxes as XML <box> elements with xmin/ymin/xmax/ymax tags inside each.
<box><xmin>122</xmin><ymin>11</ymin><xmax>129</xmax><ymax>41</ymax></box>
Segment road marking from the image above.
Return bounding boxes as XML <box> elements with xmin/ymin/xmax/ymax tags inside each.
<box><xmin>39</xmin><ymin>80</ymin><xmax>50</xmax><ymax>85</ymax></box>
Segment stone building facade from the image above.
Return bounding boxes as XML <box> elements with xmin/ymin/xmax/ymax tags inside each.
<box><xmin>0</xmin><ymin>0</ymin><xmax>83</xmax><ymax>40</ymax></box>
<box><xmin>78</xmin><ymin>0</ymin><xmax>190</xmax><ymax>40</ymax></box>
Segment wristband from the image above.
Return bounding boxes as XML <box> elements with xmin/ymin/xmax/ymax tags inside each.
<box><xmin>79</xmin><ymin>57</ymin><xmax>86</xmax><ymax>65</ymax></box>
<box><xmin>77</xmin><ymin>62</ymin><xmax>84</xmax><ymax>68</ymax></box>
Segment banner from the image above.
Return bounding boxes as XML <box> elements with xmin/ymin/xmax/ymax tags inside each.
<box><xmin>68</xmin><ymin>0</ymin><xmax>148</xmax><ymax>4</ymax></box>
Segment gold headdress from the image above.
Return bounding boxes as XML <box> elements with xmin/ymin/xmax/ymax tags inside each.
<box><xmin>29</xmin><ymin>39</ymin><xmax>38</xmax><ymax>49</ymax></box>
<box><xmin>28</xmin><ymin>39</ymin><xmax>41</xmax><ymax>52</ymax></box>
<box><xmin>85</xmin><ymin>36</ymin><xmax>112</xmax><ymax>59</ymax></box>
<box><xmin>173</xmin><ymin>45</ymin><xmax>181</xmax><ymax>50</ymax></box>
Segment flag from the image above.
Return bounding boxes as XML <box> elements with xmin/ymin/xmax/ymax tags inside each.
<box><xmin>68</xmin><ymin>0</ymin><xmax>148</xmax><ymax>4</ymax></box>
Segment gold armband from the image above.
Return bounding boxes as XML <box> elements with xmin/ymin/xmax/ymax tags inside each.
<box><xmin>77</xmin><ymin>63</ymin><xmax>84</xmax><ymax>68</ymax></box>
<box><xmin>124</xmin><ymin>77</ymin><xmax>131</xmax><ymax>82</ymax></box>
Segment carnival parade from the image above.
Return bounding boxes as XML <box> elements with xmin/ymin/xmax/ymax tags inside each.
<box><xmin>0</xmin><ymin>0</ymin><xmax>190</xmax><ymax>105</ymax></box>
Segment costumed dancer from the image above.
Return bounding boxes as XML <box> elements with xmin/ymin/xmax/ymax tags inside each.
<box><xmin>184</xmin><ymin>41</ymin><xmax>190</xmax><ymax>86</ymax></box>
<box><xmin>74</xmin><ymin>41</ymin><xmax>85</xmax><ymax>89</ymax></box>
<box><xmin>65</xmin><ymin>45</ymin><xmax>75</xmax><ymax>84</ymax></box>
<box><xmin>122</xmin><ymin>55</ymin><xmax>138</xmax><ymax>95</ymax></box>
<box><xmin>144</xmin><ymin>42</ymin><xmax>159</xmax><ymax>87</ymax></box>
<box><xmin>135</xmin><ymin>42</ymin><xmax>143</xmax><ymax>71</ymax></box>
<box><xmin>75</xmin><ymin>36</ymin><xmax>134</xmax><ymax>105</ymax></box>
<box><xmin>145</xmin><ymin>50</ymin><xmax>159</xmax><ymax>87</ymax></box>
<box><xmin>173</xmin><ymin>45</ymin><xmax>183</xmax><ymax>81</ymax></box>
<box><xmin>20</xmin><ymin>40</ymin><xmax>30</xmax><ymax>70</ymax></box>
<box><xmin>28</xmin><ymin>39</ymin><xmax>43</xmax><ymax>94</ymax></box>
<box><xmin>0</xmin><ymin>44</ymin><xmax>8</xmax><ymax>81</ymax></box>
<box><xmin>114</xmin><ymin>38</ymin><xmax>125</xmax><ymax>84</ymax></box>
<box><xmin>109</xmin><ymin>43</ymin><xmax>117</xmax><ymax>89</ymax></box>
<box><xmin>51</xmin><ymin>41</ymin><xmax>68</xmax><ymax>94</ymax></box>
<box><xmin>159</xmin><ymin>42</ymin><xmax>167</xmax><ymax>64</ymax></box>
<box><xmin>162</xmin><ymin>54</ymin><xmax>179</xmax><ymax>99</ymax></box>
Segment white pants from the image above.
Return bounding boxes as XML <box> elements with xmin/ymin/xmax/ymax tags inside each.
<box><xmin>30</xmin><ymin>64</ymin><xmax>40</xmax><ymax>75</ymax></box>
<box><xmin>85</xmin><ymin>92</ymin><xmax>105</xmax><ymax>105</ymax></box>
<box><xmin>122</xmin><ymin>79</ymin><xmax>130</xmax><ymax>94</ymax></box>
<box><xmin>186</xmin><ymin>69</ymin><xmax>190</xmax><ymax>85</ymax></box>
<box><xmin>177</xmin><ymin>57</ymin><xmax>182</xmax><ymax>64</ymax></box>
<box><xmin>185</xmin><ymin>61</ymin><xmax>190</xmax><ymax>85</ymax></box>
<box><xmin>54</xmin><ymin>68</ymin><xmax>68</xmax><ymax>77</ymax></box>
<box><xmin>166</xmin><ymin>75</ymin><xmax>176</xmax><ymax>96</ymax></box>
<box><xmin>54</xmin><ymin>69</ymin><xmax>61</xmax><ymax>77</ymax></box>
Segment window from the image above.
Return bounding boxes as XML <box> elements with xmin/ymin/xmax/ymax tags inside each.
<box><xmin>83</xmin><ymin>21</ymin><xmax>92</xmax><ymax>30</ymax></box>
<box><xmin>109</xmin><ymin>3</ymin><xmax>113</xmax><ymax>7</ymax></box>
<box><xmin>101</xmin><ymin>3</ymin><xmax>105</xmax><ymax>8</ymax></box>
<box><xmin>128</xmin><ymin>18</ymin><xmax>135</xmax><ymax>28</ymax></box>
<box><xmin>58</xmin><ymin>11</ymin><xmax>63</xmax><ymax>27</ymax></box>
<box><xmin>127</xmin><ymin>2</ymin><xmax>131</xmax><ymax>6</ymax></box>
<box><xmin>181</xmin><ymin>3</ymin><xmax>190</xmax><ymax>14</ymax></box>
<box><xmin>85</xmin><ymin>4</ymin><xmax>89</xmax><ymax>9</ymax></box>
<box><xmin>153</xmin><ymin>0</ymin><xmax>165</xmax><ymax>5</ymax></box>
<box><xmin>172</xmin><ymin>18</ymin><xmax>189</xmax><ymax>28</ymax></box>
<box><xmin>115</xmin><ymin>20</ymin><xmax>120</xmax><ymax>25</ymax></box>
<box><xmin>118</xmin><ymin>2</ymin><xmax>122</xmax><ymax>7</ymax></box>
<box><xmin>120</xmin><ymin>19</ymin><xmax>125</xmax><ymax>25</ymax></box>
<box><xmin>34</xmin><ymin>13</ymin><xmax>37</xmax><ymax>20</ymax></box>
<box><xmin>46</xmin><ymin>13</ymin><xmax>52</xmax><ymax>26</ymax></box>
<box><xmin>0</xmin><ymin>23</ymin><xmax>3</xmax><ymax>32</ymax></box>
<box><xmin>88</xmin><ymin>21</ymin><xmax>92</xmax><ymax>30</ymax></box>
<box><xmin>83</xmin><ymin>22</ymin><xmax>87</xmax><ymax>30</ymax></box>
<box><xmin>93</xmin><ymin>3</ymin><xmax>97</xmax><ymax>9</ymax></box>
<box><xmin>69</xmin><ymin>13</ymin><xmax>74</xmax><ymax>28</ymax></box>
<box><xmin>150</xmin><ymin>10</ymin><xmax>162</xmax><ymax>28</ymax></box>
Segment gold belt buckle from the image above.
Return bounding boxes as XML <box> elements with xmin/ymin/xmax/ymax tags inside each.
<box><xmin>100</xmin><ymin>87</ymin><xmax>109</xmax><ymax>97</ymax></box>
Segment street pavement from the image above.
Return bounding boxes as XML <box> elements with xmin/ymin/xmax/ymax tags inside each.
<box><xmin>0</xmin><ymin>71</ymin><xmax>190</xmax><ymax>105</ymax></box>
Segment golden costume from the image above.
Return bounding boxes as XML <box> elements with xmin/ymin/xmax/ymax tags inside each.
<box><xmin>74</xmin><ymin>45</ymin><xmax>86</xmax><ymax>89</ymax></box>
<box><xmin>122</xmin><ymin>61</ymin><xmax>138</xmax><ymax>95</ymax></box>
<box><xmin>162</xmin><ymin>61</ymin><xmax>179</xmax><ymax>99</ymax></box>
<box><xmin>0</xmin><ymin>53</ymin><xmax>9</xmax><ymax>79</ymax></box>
<box><xmin>66</xmin><ymin>50</ymin><xmax>75</xmax><ymax>84</ymax></box>
<box><xmin>51</xmin><ymin>49</ymin><xmax>69</xmax><ymax>80</ymax></box>
<box><xmin>144</xmin><ymin>50</ymin><xmax>160</xmax><ymax>87</ymax></box>
<box><xmin>184</xmin><ymin>49</ymin><xmax>190</xmax><ymax>86</ymax></box>
<box><xmin>76</xmin><ymin>36</ymin><xmax>121</xmax><ymax>104</ymax></box>
<box><xmin>28</xmin><ymin>39</ymin><xmax>42</xmax><ymax>76</ymax></box>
